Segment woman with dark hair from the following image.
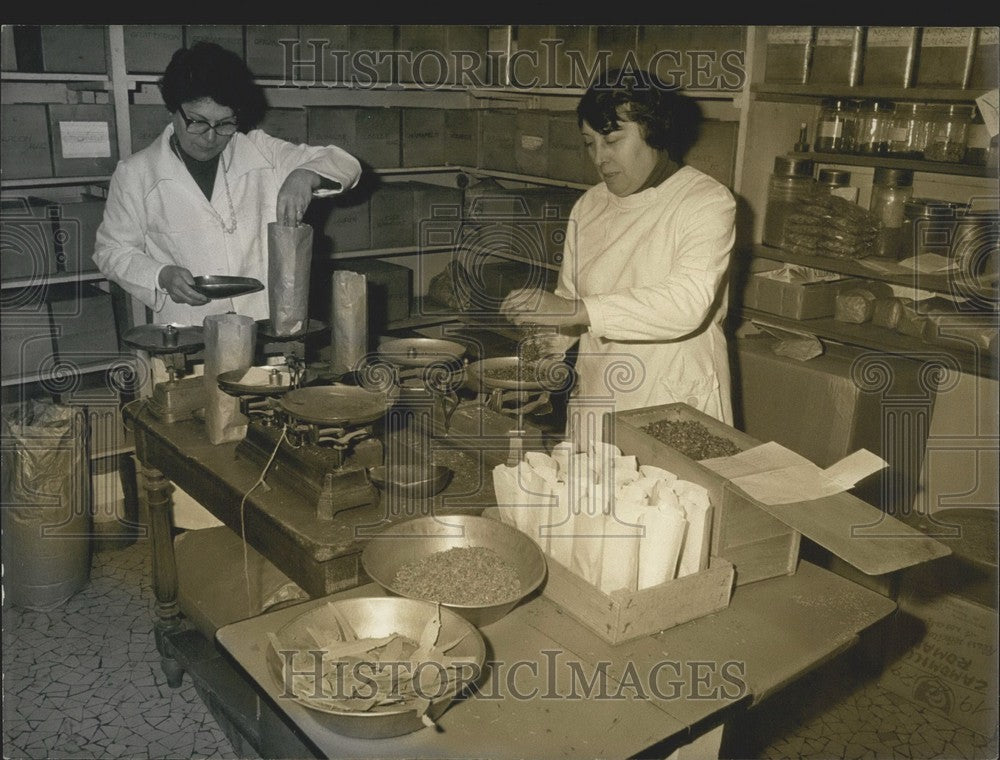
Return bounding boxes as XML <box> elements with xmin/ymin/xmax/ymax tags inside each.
<box><xmin>503</xmin><ymin>69</ymin><xmax>736</xmax><ymax>424</ymax></box>
<box><xmin>94</xmin><ymin>42</ymin><xmax>362</xmax><ymax>325</ymax></box>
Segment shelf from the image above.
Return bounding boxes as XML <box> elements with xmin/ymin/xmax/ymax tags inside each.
<box><xmin>1</xmin><ymin>357</ymin><xmax>136</xmax><ymax>388</ymax></box>
<box><xmin>751</xmin><ymin>245</ymin><xmax>999</xmax><ymax>303</ymax></box>
<box><xmin>1</xmin><ymin>271</ymin><xmax>107</xmax><ymax>291</ymax></box>
<box><xmin>751</xmin><ymin>83</ymin><xmax>994</xmax><ymax>104</ymax></box>
<box><xmin>792</xmin><ymin>151</ymin><xmax>997</xmax><ymax>178</ymax></box>
<box><xmin>468</xmin><ymin>86</ymin><xmax>738</xmax><ymax>101</ymax></box>
<box><xmin>325</xmin><ymin>244</ymin><xmax>453</xmax><ymax>262</ymax></box>
<box><xmin>1</xmin><ymin>176</ymin><xmax>112</xmax><ymax>189</ymax></box>
<box><xmin>375</xmin><ymin>164</ymin><xmax>591</xmax><ymax>191</ymax></box>
<box><xmin>737</xmin><ymin>307</ymin><xmax>997</xmax><ymax>380</ymax></box>
<box><xmin>1</xmin><ymin>71</ymin><xmax>110</xmax><ymax>86</ymax></box>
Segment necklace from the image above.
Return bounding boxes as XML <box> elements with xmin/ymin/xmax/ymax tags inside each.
<box><xmin>170</xmin><ymin>134</ymin><xmax>237</xmax><ymax>235</ymax></box>
<box><xmin>217</xmin><ymin>150</ymin><xmax>237</xmax><ymax>235</ymax></box>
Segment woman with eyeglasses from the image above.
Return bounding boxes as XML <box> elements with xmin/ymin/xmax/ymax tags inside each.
<box><xmin>94</xmin><ymin>42</ymin><xmax>362</xmax><ymax>324</ymax></box>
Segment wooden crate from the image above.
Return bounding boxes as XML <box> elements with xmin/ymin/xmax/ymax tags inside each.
<box><xmin>614</xmin><ymin>403</ymin><xmax>799</xmax><ymax>587</ymax></box>
<box><xmin>542</xmin><ymin>555</ymin><xmax>735</xmax><ymax>645</ymax></box>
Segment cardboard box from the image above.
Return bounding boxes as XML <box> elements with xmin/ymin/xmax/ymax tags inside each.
<box><xmin>13</xmin><ymin>25</ymin><xmax>107</xmax><ymax>73</ymax></box>
<box><xmin>332</xmin><ymin>258</ymin><xmax>412</xmax><ymax>326</ymax></box>
<box><xmin>369</xmin><ymin>183</ymin><xmax>415</xmax><ymax>249</ymax></box>
<box><xmin>1</xmin><ymin>104</ymin><xmax>53</xmax><ymax>180</ymax></box>
<box><xmin>809</xmin><ymin>26</ymin><xmax>863</xmax><ymax>86</ymax></box>
<box><xmin>970</xmin><ymin>27</ymin><xmax>1000</xmax><ymax>89</ymax></box>
<box><xmin>513</xmin><ymin>25</ymin><xmax>596</xmax><ymax>88</ymax></box>
<box><xmin>514</xmin><ymin>110</ymin><xmax>550</xmax><ymax>177</ymax></box>
<box><xmin>52</xmin><ymin>195</ymin><xmax>106</xmax><ymax>274</ymax></box>
<box><xmin>685</xmin><ymin>120</ymin><xmax>740</xmax><ymax>188</ymax></box>
<box><xmin>613</xmin><ymin>402</ymin><xmax>950</xmax><ymax>587</ymax></box>
<box><xmin>466</xmin><ymin>260</ymin><xmax>558</xmax><ymax>313</ymax></box>
<box><xmin>314</xmin><ymin>194</ymin><xmax>372</xmax><ymax>254</ymax></box>
<box><xmin>259</xmin><ymin>108</ymin><xmax>307</xmax><ymax>144</ymax></box>
<box><xmin>245</xmin><ymin>24</ymin><xmax>300</xmax><ymax>79</ymax></box>
<box><xmin>296</xmin><ymin>25</ymin><xmax>350</xmax><ymax>83</ymax></box>
<box><xmin>49</xmin><ymin>284</ymin><xmax>120</xmax><ymax>361</ymax></box>
<box><xmin>184</xmin><ymin>25</ymin><xmax>245</xmax><ymax>59</ymax></box>
<box><xmin>862</xmin><ymin>27</ymin><xmax>918</xmax><ymax>87</ymax></box>
<box><xmin>307</xmin><ymin>107</ymin><xmax>401</xmax><ymax>169</ymax></box>
<box><xmin>129</xmin><ymin>105</ymin><xmax>171</xmax><ymax>152</ymax></box>
<box><xmin>0</xmin><ymin>197</ymin><xmax>59</xmax><ymax>281</ymax></box>
<box><xmin>2</xmin><ymin>25</ymin><xmax>17</xmax><ymax>71</ymax></box>
<box><xmin>123</xmin><ymin>25</ymin><xmax>183</xmax><ymax>73</ymax></box>
<box><xmin>444</xmin><ymin>26</ymin><xmax>491</xmax><ymax>86</ymax></box>
<box><xmin>763</xmin><ymin>26</ymin><xmax>814</xmax><ymax>85</ymax></box>
<box><xmin>478</xmin><ymin>109</ymin><xmax>518</xmax><ymax>173</ymax></box>
<box><xmin>47</xmin><ymin>104</ymin><xmax>119</xmax><ymax>177</ymax></box>
<box><xmin>348</xmin><ymin>25</ymin><xmax>396</xmax><ymax>85</ymax></box>
<box><xmin>742</xmin><ymin>260</ymin><xmax>848</xmax><ymax>319</ymax></box>
<box><xmin>0</xmin><ymin>324</ymin><xmax>57</xmax><ymax>380</ymax></box>
<box><xmin>638</xmin><ymin>26</ymin><xmax>746</xmax><ymax>89</ymax></box>
<box><xmin>401</xmin><ymin>108</ymin><xmax>446</xmax><ymax>167</ymax></box>
<box><xmin>412</xmin><ymin>184</ymin><xmax>463</xmax><ymax>249</ymax></box>
<box><xmin>444</xmin><ymin>110</ymin><xmax>480</xmax><ymax>167</ymax></box>
<box><xmin>548</xmin><ymin>110</ymin><xmax>597</xmax><ymax>185</ymax></box>
<box><xmin>916</xmin><ymin>27</ymin><xmax>977</xmax><ymax>88</ymax></box>
<box><xmin>396</xmin><ymin>25</ymin><xmax>448</xmax><ymax>84</ymax></box>
<box><xmin>594</xmin><ymin>26</ymin><xmax>639</xmax><ymax>73</ymax></box>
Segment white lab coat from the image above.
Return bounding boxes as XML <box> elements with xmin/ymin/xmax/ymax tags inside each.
<box><xmin>556</xmin><ymin>166</ymin><xmax>736</xmax><ymax>423</ymax></box>
<box><xmin>94</xmin><ymin>124</ymin><xmax>362</xmax><ymax>327</ymax></box>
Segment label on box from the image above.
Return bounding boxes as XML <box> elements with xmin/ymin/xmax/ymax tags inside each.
<box><xmin>815</xmin><ymin>27</ymin><xmax>855</xmax><ymax>46</ymax></box>
<box><xmin>520</xmin><ymin>135</ymin><xmax>544</xmax><ymax>150</ymax></box>
<box><xmin>921</xmin><ymin>27</ymin><xmax>975</xmax><ymax>47</ymax></box>
<box><xmin>768</xmin><ymin>27</ymin><xmax>812</xmax><ymax>44</ymax></box>
<box><xmin>867</xmin><ymin>27</ymin><xmax>915</xmax><ymax>47</ymax></box>
<box><xmin>60</xmin><ymin>122</ymin><xmax>111</xmax><ymax>159</ymax></box>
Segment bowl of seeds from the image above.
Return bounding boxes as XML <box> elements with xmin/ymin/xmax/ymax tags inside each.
<box><xmin>361</xmin><ymin>515</ymin><xmax>547</xmax><ymax>627</ymax></box>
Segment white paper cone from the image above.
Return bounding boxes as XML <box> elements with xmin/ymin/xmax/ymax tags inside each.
<box><xmin>569</xmin><ymin>498</ymin><xmax>605</xmax><ymax>587</ymax></box>
<box><xmin>640</xmin><ymin>464</ymin><xmax>678</xmax><ymax>485</ymax></box>
<box><xmin>677</xmin><ymin>493</ymin><xmax>713</xmax><ymax>578</ymax></box>
<box><xmin>491</xmin><ymin>465</ymin><xmax>518</xmax><ymax>527</ymax></box>
<box><xmin>550</xmin><ymin>441</ymin><xmax>574</xmax><ymax>481</ymax></box>
<box><xmin>637</xmin><ymin>505</ymin><xmax>687</xmax><ymax>589</ymax></box>
<box><xmin>331</xmin><ymin>270</ymin><xmax>368</xmax><ymax>376</ymax></box>
<box><xmin>546</xmin><ymin>480</ymin><xmax>575</xmax><ymax>569</ymax></box>
<box><xmin>515</xmin><ymin>462</ymin><xmax>555</xmax><ymax>554</ymax></box>
<box><xmin>203</xmin><ymin>314</ymin><xmax>256</xmax><ymax>444</ymax></box>
<box><xmin>599</xmin><ymin>499</ymin><xmax>645</xmax><ymax>593</ymax></box>
<box><xmin>612</xmin><ymin>455</ymin><xmax>640</xmax><ymax>488</ymax></box>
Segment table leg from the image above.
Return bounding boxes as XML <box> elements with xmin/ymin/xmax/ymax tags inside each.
<box><xmin>142</xmin><ymin>461</ymin><xmax>185</xmax><ymax>688</ymax></box>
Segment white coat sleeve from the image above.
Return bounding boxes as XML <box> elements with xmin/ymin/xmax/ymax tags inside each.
<box><xmin>583</xmin><ymin>185</ymin><xmax>736</xmax><ymax>342</ymax></box>
<box><xmin>249</xmin><ymin>130</ymin><xmax>362</xmax><ymax>194</ymax></box>
<box><xmin>93</xmin><ymin>161</ymin><xmax>168</xmax><ymax>313</ymax></box>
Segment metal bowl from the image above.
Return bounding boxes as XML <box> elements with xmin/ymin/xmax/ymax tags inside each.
<box><xmin>217</xmin><ymin>365</ymin><xmax>294</xmax><ymax>397</ymax></box>
<box><xmin>361</xmin><ymin>515</ymin><xmax>547</xmax><ymax>627</ymax></box>
<box><xmin>266</xmin><ymin>596</ymin><xmax>485</xmax><ymax>739</ymax></box>
<box><xmin>378</xmin><ymin>338</ymin><xmax>467</xmax><ymax>368</ymax></box>
<box><xmin>191</xmin><ymin>275</ymin><xmax>264</xmax><ymax>299</ymax></box>
<box><xmin>465</xmin><ymin>356</ymin><xmax>545</xmax><ymax>392</ymax></box>
<box><xmin>368</xmin><ymin>465</ymin><xmax>453</xmax><ymax>500</ymax></box>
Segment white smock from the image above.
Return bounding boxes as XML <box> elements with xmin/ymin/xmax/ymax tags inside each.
<box><xmin>556</xmin><ymin>165</ymin><xmax>736</xmax><ymax>424</ymax></box>
<box><xmin>94</xmin><ymin>123</ymin><xmax>362</xmax><ymax>326</ymax></box>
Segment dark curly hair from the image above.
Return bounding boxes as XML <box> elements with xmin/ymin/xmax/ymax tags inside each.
<box><xmin>159</xmin><ymin>42</ymin><xmax>267</xmax><ymax>132</ymax></box>
<box><xmin>576</xmin><ymin>68</ymin><xmax>702</xmax><ymax>162</ymax></box>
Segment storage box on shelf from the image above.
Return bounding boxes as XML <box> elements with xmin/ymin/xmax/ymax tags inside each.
<box><xmin>47</xmin><ymin>104</ymin><xmax>119</xmax><ymax>178</ymax></box>
<box><xmin>612</xmin><ymin>402</ymin><xmax>950</xmax><ymax>587</ymax></box>
<box><xmin>183</xmin><ymin>25</ymin><xmax>244</xmax><ymax>59</ymax></box>
<box><xmin>259</xmin><ymin>108</ymin><xmax>307</xmax><ymax>145</ymax></box>
<box><xmin>244</xmin><ymin>25</ymin><xmax>300</xmax><ymax>80</ymax></box>
<box><xmin>10</xmin><ymin>25</ymin><xmax>107</xmax><ymax>74</ymax></box>
<box><xmin>123</xmin><ymin>25</ymin><xmax>183</xmax><ymax>74</ymax></box>
<box><xmin>306</xmin><ymin>106</ymin><xmax>401</xmax><ymax>169</ymax></box>
<box><xmin>1</xmin><ymin>104</ymin><xmax>54</xmax><ymax>180</ymax></box>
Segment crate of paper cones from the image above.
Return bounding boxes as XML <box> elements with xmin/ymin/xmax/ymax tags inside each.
<box><xmin>491</xmin><ymin>438</ymin><xmax>735</xmax><ymax>645</ymax></box>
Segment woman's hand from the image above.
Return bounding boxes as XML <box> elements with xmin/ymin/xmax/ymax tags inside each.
<box><xmin>158</xmin><ymin>265</ymin><xmax>210</xmax><ymax>306</ymax></box>
<box><xmin>501</xmin><ymin>288</ymin><xmax>589</xmax><ymax>328</ymax></box>
<box><xmin>277</xmin><ymin>169</ymin><xmax>320</xmax><ymax>226</ymax></box>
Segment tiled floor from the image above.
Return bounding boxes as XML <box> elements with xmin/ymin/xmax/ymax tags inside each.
<box><xmin>3</xmin><ymin>538</ymin><xmax>997</xmax><ymax>760</ymax></box>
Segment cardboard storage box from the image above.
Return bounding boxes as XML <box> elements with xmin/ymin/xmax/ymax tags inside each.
<box><xmin>594</xmin><ymin>26</ymin><xmax>639</xmax><ymax>73</ymax></box>
<box><xmin>52</xmin><ymin>195</ymin><xmax>106</xmax><ymax>274</ymax></box>
<box><xmin>259</xmin><ymin>108</ymin><xmax>307</xmax><ymax>144</ymax></box>
<box><xmin>314</xmin><ymin>194</ymin><xmax>371</xmax><ymax>254</ymax></box>
<box><xmin>970</xmin><ymin>27</ymin><xmax>1000</xmax><ymax>89</ymax></box>
<box><xmin>184</xmin><ymin>25</ymin><xmax>245</xmax><ymax>59</ymax></box>
<box><xmin>862</xmin><ymin>27</ymin><xmax>919</xmax><ymax>87</ymax></box>
<box><xmin>307</xmin><ymin>107</ymin><xmax>401</xmax><ymax>169</ymax></box>
<box><xmin>613</xmin><ymin>402</ymin><xmax>950</xmax><ymax>588</ymax></box>
<box><xmin>915</xmin><ymin>27</ymin><xmax>977</xmax><ymax>88</ymax></box>
<box><xmin>445</xmin><ymin>109</ymin><xmax>480</xmax><ymax>167</ymax></box>
<box><xmin>49</xmin><ymin>284</ymin><xmax>120</xmax><ymax>360</ymax></box>
<box><xmin>370</xmin><ymin>183</ymin><xmax>415</xmax><ymax>249</ymax></box>
<box><xmin>401</xmin><ymin>108</ymin><xmax>447</xmax><ymax>167</ymax></box>
<box><xmin>1</xmin><ymin>324</ymin><xmax>57</xmax><ymax>380</ymax></box>
<box><xmin>742</xmin><ymin>260</ymin><xmax>848</xmax><ymax>319</ymax></box>
<box><xmin>0</xmin><ymin>198</ymin><xmax>59</xmax><ymax>281</ymax></box>
<box><xmin>245</xmin><ymin>25</ymin><xmax>300</xmax><ymax>79</ymax></box>
<box><xmin>1</xmin><ymin>104</ymin><xmax>53</xmax><ymax>180</ymax></box>
<box><xmin>685</xmin><ymin>120</ymin><xmax>740</xmax><ymax>189</ymax></box>
<box><xmin>12</xmin><ymin>25</ymin><xmax>107</xmax><ymax>73</ymax></box>
<box><xmin>47</xmin><ymin>104</ymin><xmax>119</xmax><ymax>177</ymax></box>
<box><xmin>129</xmin><ymin>105</ymin><xmax>171</xmax><ymax>152</ymax></box>
<box><xmin>478</xmin><ymin>109</ymin><xmax>519</xmax><ymax>173</ymax></box>
<box><xmin>512</xmin><ymin>25</ymin><xmax>596</xmax><ymax>88</ymax></box>
<box><xmin>809</xmin><ymin>26</ymin><xmax>863</xmax><ymax>86</ymax></box>
<box><xmin>548</xmin><ymin>110</ymin><xmax>597</xmax><ymax>185</ymax></box>
<box><xmin>763</xmin><ymin>26</ymin><xmax>814</xmax><ymax>84</ymax></box>
<box><xmin>123</xmin><ymin>25</ymin><xmax>183</xmax><ymax>73</ymax></box>
<box><xmin>396</xmin><ymin>26</ymin><xmax>489</xmax><ymax>85</ymax></box>
<box><xmin>445</xmin><ymin>26</ymin><xmax>491</xmax><ymax>86</ymax></box>
<box><xmin>514</xmin><ymin>110</ymin><xmax>551</xmax><ymax>177</ymax></box>
<box><xmin>332</xmin><ymin>258</ymin><xmax>413</xmax><ymax>327</ymax></box>
<box><xmin>638</xmin><ymin>26</ymin><xmax>746</xmax><ymax>89</ymax></box>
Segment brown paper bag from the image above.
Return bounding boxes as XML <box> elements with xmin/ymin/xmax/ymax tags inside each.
<box><xmin>203</xmin><ymin>314</ymin><xmax>256</xmax><ymax>444</ymax></box>
<box><xmin>267</xmin><ymin>222</ymin><xmax>313</xmax><ymax>336</ymax></box>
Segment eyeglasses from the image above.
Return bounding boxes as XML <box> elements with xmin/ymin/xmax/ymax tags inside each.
<box><xmin>177</xmin><ymin>105</ymin><xmax>238</xmax><ymax>136</ymax></box>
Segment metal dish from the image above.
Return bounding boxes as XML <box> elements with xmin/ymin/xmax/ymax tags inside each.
<box><xmin>191</xmin><ymin>275</ymin><xmax>264</xmax><ymax>299</ymax></box>
<box><xmin>279</xmin><ymin>384</ymin><xmax>393</xmax><ymax>426</ymax></box>
<box><xmin>217</xmin><ymin>366</ymin><xmax>294</xmax><ymax>397</ymax></box>
<box><xmin>465</xmin><ymin>356</ymin><xmax>545</xmax><ymax>392</ymax></box>
<box><xmin>368</xmin><ymin>464</ymin><xmax>453</xmax><ymax>500</ymax></box>
<box><xmin>361</xmin><ymin>514</ymin><xmax>547</xmax><ymax>627</ymax></box>
<box><xmin>255</xmin><ymin>318</ymin><xmax>328</xmax><ymax>341</ymax></box>
<box><xmin>121</xmin><ymin>324</ymin><xmax>204</xmax><ymax>354</ymax></box>
<box><xmin>266</xmin><ymin>596</ymin><xmax>485</xmax><ymax>739</ymax></box>
<box><xmin>378</xmin><ymin>338</ymin><xmax>467</xmax><ymax>368</ymax></box>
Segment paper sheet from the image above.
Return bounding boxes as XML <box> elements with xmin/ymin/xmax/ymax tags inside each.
<box><xmin>701</xmin><ymin>441</ymin><xmax>888</xmax><ymax>505</ymax></box>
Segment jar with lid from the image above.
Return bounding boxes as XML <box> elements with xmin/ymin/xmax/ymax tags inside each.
<box><xmin>855</xmin><ymin>100</ymin><xmax>894</xmax><ymax>154</ymax></box>
<box><xmin>817</xmin><ymin>168</ymin><xmax>859</xmax><ymax>202</ymax></box>
<box><xmin>763</xmin><ymin>155</ymin><xmax>815</xmax><ymax>248</ymax></box>
<box><xmin>869</xmin><ymin>168</ymin><xmax>914</xmax><ymax>259</ymax></box>
<box><xmin>814</xmin><ymin>98</ymin><xmax>858</xmax><ymax>153</ymax></box>
<box><xmin>888</xmin><ymin>103</ymin><xmax>937</xmax><ymax>158</ymax></box>
<box><xmin>901</xmin><ymin>199</ymin><xmax>971</xmax><ymax>260</ymax></box>
<box><xmin>924</xmin><ymin>103</ymin><xmax>976</xmax><ymax>163</ymax></box>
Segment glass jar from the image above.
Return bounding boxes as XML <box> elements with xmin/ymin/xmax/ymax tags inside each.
<box><xmin>817</xmin><ymin>168</ymin><xmax>858</xmax><ymax>202</ymax></box>
<box><xmin>855</xmin><ymin>99</ymin><xmax>894</xmax><ymax>155</ymax></box>
<box><xmin>901</xmin><ymin>199</ymin><xmax>971</xmax><ymax>260</ymax></box>
<box><xmin>869</xmin><ymin>168</ymin><xmax>914</xmax><ymax>259</ymax></box>
<box><xmin>763</xmin><ymin>155</ymin><xmax>816</xmax><ymax>247</ymax></box>
<box><xmin>924</xmin><ymin>103</ymin><xmax>976</xmax><ymax>163</ymax></box>
<box><xmin>966</xmin><ymin>112</ymin><xmax>990</xmax><ymax>166</ymax></box>
<box><xmin>814</xmin><ymin>98</ymin><xmax>859</xmax><ymax>153</ymax></box>
<box><xmin>888</xmin><ymin>103</ymin><xmax>937</xmax><ymax>158</ymax></box>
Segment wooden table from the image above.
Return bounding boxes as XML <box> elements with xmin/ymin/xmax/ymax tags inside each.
<box><xmin>217</xmin><ymin>563</ymin><xmax>896</xmax><ymax>759</ymax></box>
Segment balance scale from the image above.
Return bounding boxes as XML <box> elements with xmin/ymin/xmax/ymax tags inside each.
<box><xmin>122</xmin><ymin>324</ymin><xmax>207</xmax><ymax>424</ymax></box>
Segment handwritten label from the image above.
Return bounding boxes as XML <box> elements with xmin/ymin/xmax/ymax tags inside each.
<box><xmin>59</xmin><ymin>121</ymin><xmax>111</xmax><ymax>159</ymax></box>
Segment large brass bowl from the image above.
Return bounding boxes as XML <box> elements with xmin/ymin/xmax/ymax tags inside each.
<box><xmin>361</xmin><ymin>515</ymin><xmax>547</xmax><ymax>627</ymax></box>
<box><xmin>266</xmin><ymin>596</ymin><xmax>485</xmax><ymax>739</ymax></box>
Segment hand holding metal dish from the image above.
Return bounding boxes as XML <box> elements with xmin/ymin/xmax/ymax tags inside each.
<box><xmin>191</xmin><ymin>275</ymin><xmax>265</xmax><ymax>299</ymax></box>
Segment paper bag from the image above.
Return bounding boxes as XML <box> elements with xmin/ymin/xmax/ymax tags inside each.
<box><xmin>267</xmin><ymin>222</ymin><xmax>313</xmax><ymax>336</ymax></box>
<box><xmin>331</xmin><ymin>270</ymin><xmax>368</xmax><ymax>376</ymax></box>
<box><xmin>203</xmin><ymin>314</ymin><xmax>256</xmax><ymax>444</ymax></box>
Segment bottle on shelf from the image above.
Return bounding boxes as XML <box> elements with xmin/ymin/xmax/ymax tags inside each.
<box><xmin>817</xmin><ymin>168</ymin><xmax>858</xmax><ymax>202</ymax></box>
<box><xmin>869</xmin><ymin>167</ymin><xmax>914</xmax><ymax>259</ymax></box>
<box><xmin>924</xmin><ymin>103</ymin><xmax>976</xmax><ymax>163</ymax></box>
<box><xmin>855</xmin><ymin>99</ymin><xmax>894</xmax><ymax>155</ymax></box>
<box><xmin>762</xmin><ymin>155</ymin><xmax>815</xmax><ymax>248</ymax></box>
<box><xmin>887</xmin><ymin>103</ymin><xmax>937</xmax><ymax>159</ymax></box>
<box><xmin>814</xmin><ymin>98</ymin><xmax>858</xmax><ymax>153</ymax></box>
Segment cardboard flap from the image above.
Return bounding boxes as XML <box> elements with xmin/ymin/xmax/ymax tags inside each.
<box><xmin>732</xmin><ymin>483</ymin><xmax>952</xmax><ymax>575</ymax></box>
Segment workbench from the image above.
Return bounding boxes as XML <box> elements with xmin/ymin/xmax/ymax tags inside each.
<box><xmin>126</xmin><ymin>399</ymin><xmax>898</xmax><ymax>758</ymax></box>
